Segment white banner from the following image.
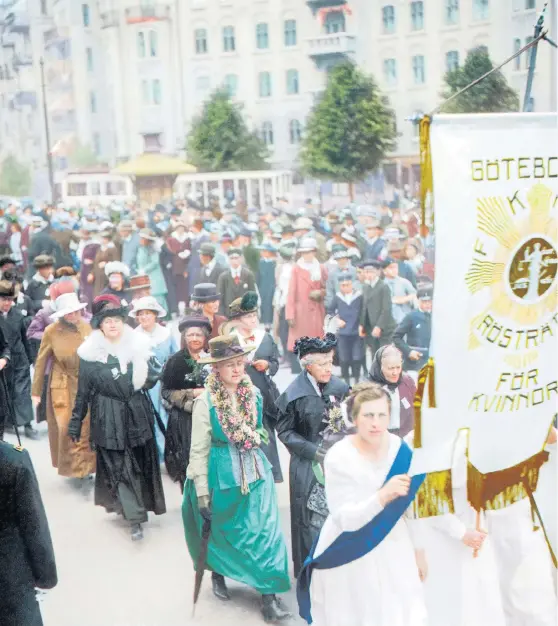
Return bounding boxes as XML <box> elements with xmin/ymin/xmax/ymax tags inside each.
<box><xmin>424</xmin><ymin>113</ymin><xmax>558</xmax><ymax>474</ymax></box>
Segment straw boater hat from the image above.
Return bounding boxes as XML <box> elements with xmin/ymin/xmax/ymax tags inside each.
<box><xmin>129</xmin><ymin>295</ymin><xmax>166</xmax><ymax>318</ymax></box>
<box><xmin>50</xmin><ymin>292</ymin><xmax>87</xmax><ymax>320</ymax></box>
<box><xmin>198</xmin><ymin>334</ymin><xmax>255</xmax><ymax>364</ymax></box>
<box><xmin>105</xmin><ymin>261</ymin><xmax>130</xmax><ymax>278</ymax></box>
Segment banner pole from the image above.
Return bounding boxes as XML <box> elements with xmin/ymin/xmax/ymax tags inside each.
<box><xmin>522</xmin><ymin>6</ymin><xmax>547</xmax><ymax>112</ymax></box>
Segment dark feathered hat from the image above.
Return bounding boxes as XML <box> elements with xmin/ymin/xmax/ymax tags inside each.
<box><xmin>0</xmin><ymin>256</ymin><xmax>15</xmax><ymax>268</ymax></box>
<box><xmin>293</xmin><ymin>333</ymin><xmax>337</xmax><ymax>359</ymax></box>
<box><xmin>91</xmin><ymin>294</ymin><xmax>129</xmax><ymax>329</ymax></box>
<box><xmin>228</xmin><ymin>291</ymin><xmax>259</xmax><ymax>320</ymax></box>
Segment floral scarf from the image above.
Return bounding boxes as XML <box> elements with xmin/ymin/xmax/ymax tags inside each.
<box><xmin>206</xmin><ymin>372</ymin><xmax>260</xmax><ymax>452</ymax></box>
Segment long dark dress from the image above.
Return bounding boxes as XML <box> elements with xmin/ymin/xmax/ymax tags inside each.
<box><xmin>160</xmin><ymin>349</ymin><xmax>208</xmax><ymax>490</ymax></box>
<box><xmin>79</xmin><ymin>242</ymin><xmax>100</xmax><ymax>310</ymax></box>
<box><xmin>276</xmin><ymin>372</ymin><xmax>349</xmax><ymax>574</ymax></box>
<box><xmin>243</xmin><ymin>330</ymin><xmax>283</xmax><ymax>482</ymax></box>
<box><xmin>69</xmin><ymin>330</ymin><xmax>166</xmax><ymax>523</ymax></box>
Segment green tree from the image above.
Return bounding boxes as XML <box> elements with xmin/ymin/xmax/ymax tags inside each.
<box><xmin>440</xmin><ymin>47</ymin><xmax>519</xmax><ymax>113</ymax></box>
<box><xmin>300</xmin><ymin>62</ymin><xmax>396</xmax><ymax>199</ymax></box>
<box><xmin>0</xmin><ymin>155</ymin><xmax>31</xmax><ymax>196</ymax></box>
<box><xmin>67</xmin><ymin>142</ymin><xmax>99</xmax><ymax>168</ymax></box>
<box><xmin>186</xmin><ymin>89</ymin><xmax>269</xmax><ymax>171</ymax></box>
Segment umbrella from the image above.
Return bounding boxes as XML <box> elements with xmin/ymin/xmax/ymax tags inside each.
<box><xmin>192</xmin><ymin>516</ymin><xmax>212</xmax><ymax>616</ymax></box>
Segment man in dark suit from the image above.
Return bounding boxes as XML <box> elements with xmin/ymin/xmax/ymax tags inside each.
<box><xmin>194</xmin><ymin>242</ymin><xmax>226</xmax><ymax>289</ymax></box>
<box><xmin>217</xmin><ymin>247</ymin><xmax>257</xmax><ymax>316</ymax></box>
<box><xmin>358</xmin><ymin>260</ymin><xmax>396</xmax><ymax>359</ymax></box>
<box><xmin>0</xmin><ymin>281</ymin><xmax>36</xmax><ymax>439</ymax></box>
<box><xmin>0</xmin><ymin>441</ymin><xmax>57</xmax><ymax>626</ymax></box>
<box><xmin>27</xmin><ymin>217</ymin><xmax>62</xmax><ymax>278</ymax></box>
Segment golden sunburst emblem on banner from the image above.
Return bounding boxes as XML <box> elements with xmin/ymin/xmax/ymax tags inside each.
<box><xmin>465</xmin><ymin>184</ymin><xmax>557</xmax><ymax>360</ymax></box>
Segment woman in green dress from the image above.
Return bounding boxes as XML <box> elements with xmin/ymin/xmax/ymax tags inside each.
<box><xmin>182</xmin><ymin>334</ymin><xmax>291</xmax><ymax>623</ymax></box>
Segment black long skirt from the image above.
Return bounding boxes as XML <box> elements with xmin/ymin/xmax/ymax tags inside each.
<box><xmin>164</xmin><ymin>406</ymin><xmax>192</xmax><ymax>490</ymax></box>
<box><xmin>95</xmin><ymin>438</ymin><xmax>166</xmax><ymax>524</ymax></box>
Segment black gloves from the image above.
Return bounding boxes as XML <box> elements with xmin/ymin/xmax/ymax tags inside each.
<box><xmin>68</xmin><ymin>418</ymin><xmax>82</xmax><ymax>443</ymax></box>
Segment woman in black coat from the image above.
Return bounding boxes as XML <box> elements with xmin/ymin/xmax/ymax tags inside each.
<box><xmin>161</xmin><ymin>313</ymin><xmax>211</xmax><ymax>491</ymax></box>
<box><xmin>0</xmin><ymin>442</ymin><xmax>57</xmax><ymax>626</ymax></box>
<box><xmin>68</xmin><ymin>294</ymin><xmax>166</xmax><ymax>541</ymax></box>
<box><xmin>276</xmin><ymin>334</ymin><xmax>349</xmax><ymax>574</ymax></box>
<box><xmin>224</xmin><ymin>292</ymin><xmax>284</xmax><ymax>482</ymax></box>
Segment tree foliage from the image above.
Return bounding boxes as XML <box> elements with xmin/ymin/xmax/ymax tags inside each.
<box><xmin>0</xmin><ymin>155</ymin><xmax>31</xmax><ymax>197</ymax></box>
<box><xmin>186</xmin><ymin>89</ymin><xmax>269</xmax><ymax>171</ymax></box>
<box><xmin>67</xmin><ymin>141</ymin><xmax>99</xmax><ymax>168</ymax></box>
<box><xmin>440</xmin><ymin>47</ymin><xmax>519</xmax><ymax>114</ymax></box>
<box><xmin>300</xmin><ymin>62</ymin><xmax>396</xmax><ymax>186</ymax></box>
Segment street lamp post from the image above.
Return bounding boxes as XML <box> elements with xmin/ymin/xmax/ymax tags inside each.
<box><xmin>39</xmin><ymin>56</ymin><xmax>56</xmax><ymax>203</ymax></box>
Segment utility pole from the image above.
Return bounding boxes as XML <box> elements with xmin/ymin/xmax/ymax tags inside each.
<box><xmin>39</xmin><ymin>56</ymin><xmax>56</xmax><ymax>203</ymax></box>
<box><xmin>523</xmin><ymin>5</ymin><xmax>547</xmax><ymax>112</ymax></box>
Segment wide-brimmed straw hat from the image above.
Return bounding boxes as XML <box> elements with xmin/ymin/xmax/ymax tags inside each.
<box><xmin>198</xmin><ymin>335</ymin><xmax>255</xmax><ymax>364</ymax></box>
<box><xmin>129</xmin><ymin>295</ymin><xmax>166</xmax><ymax>318</ymax></box>
<box><xmin>50</xmin><ymin>292</ymin><xmax>87</xmax><ymax>320</ymax></box>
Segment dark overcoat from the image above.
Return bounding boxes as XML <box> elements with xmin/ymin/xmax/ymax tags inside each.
<box><xmin>0</xmin><ymin>442</ymin><xmax>57</xmax><ymax>626</ymax></box>
<box><xmin>276</xmin><ymin>372</ymin><xmax>349</xmax><ymax>574</ymax></box>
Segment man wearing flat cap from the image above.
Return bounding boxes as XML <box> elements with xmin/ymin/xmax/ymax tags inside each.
<box><xmin>217</xmin><ymin>247</ymin><xmax>256</xmax><ymax>316</ymax></box>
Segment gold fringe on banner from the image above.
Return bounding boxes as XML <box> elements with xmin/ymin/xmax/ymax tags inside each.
<box><xmin>467</xmin><ymin>450</ymin><xmax>549</xmax><ymax>513</ymax></box>
<box><xmin>419</xmin><ymin>115</ymin><xmax>433</xmax><ymax>228</ymax></box>
<box><xmin>413</xmin><ymin>357</ymin><xmax>436</xmax><ymax>449</ymax></box>
<box><xmin>411</xmin><ymin>469</ymin><xmax>455</xmax><ymax>519</ymax></box>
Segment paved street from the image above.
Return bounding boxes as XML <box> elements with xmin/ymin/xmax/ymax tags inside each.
<box><xmin>4</xmin><ymin>365</ymin><xmax>305</xmax><ymax>626</ymax></box>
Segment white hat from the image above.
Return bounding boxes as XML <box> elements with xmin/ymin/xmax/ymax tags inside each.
<box><xmin>50</xmin><ymin>293</ymin><xmax>87</xmax><ymax>320</ymax></box>
<box><xmin>105</xmin><ymin>261</ymin><xmax>130</xmax><ymax>278</ymax></box>
<box><xmin>129</xmin><ymin>295</ymin><xmax>166</xmax><ymax>318</ymax></box>
<box><xmin>297</xmin><ymin>237</ymin><xmax>317</xmax><ymax>253</ymax></box>
<box><xmin>293</xmin><ymin>217</ymin><xmax>313</xmax><ymax>231</ymax></box>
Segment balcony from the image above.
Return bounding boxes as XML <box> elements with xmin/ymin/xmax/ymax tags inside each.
<box><xmin>307</xmin><ymin>33</ymin><xmax>356</xmax><ymax>66</ymax></box>
<box><xmin>307</xmin><ymin>0</ymin><xmax>346</xmax><ymax>11</ymax></box>
<box><xmin>100</xmin><ymin>10</ymin><xmax>120</xmax><ymax>29</ymax></box>
<box><xmin>125</xmin><ymin>4</ymin><xmax>171</xmax><ymax>24</ymax></box>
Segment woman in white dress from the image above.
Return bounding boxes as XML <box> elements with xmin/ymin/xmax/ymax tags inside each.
<box><xmin>301</xmin><ymin>382</ymin><xmax>428</xmax><ymax>626</ymax></box>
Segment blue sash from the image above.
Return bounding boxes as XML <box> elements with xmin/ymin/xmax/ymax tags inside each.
<box><xmin>296</xmin><ymin>441</ymin><xmax>425</xmax><ymax>624</ymax></box>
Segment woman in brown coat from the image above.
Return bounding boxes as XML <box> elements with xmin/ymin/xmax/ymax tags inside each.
<box><xmin>32</xmin><ymin>293</ymin><xmax>96</xmax><ymax>478</ymax></box>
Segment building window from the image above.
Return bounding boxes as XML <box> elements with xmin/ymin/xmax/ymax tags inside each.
<box><xmin>196</xmin><ymin>75</ymin><xmax>211</xmax><ymax>98</ymax></box>
<box><xmin>223</xmin><ymin>26</ymin><xmax>236</xmax><ymax>52</ymax></box>
<box><xmin>138</xmin><ymin>32</ymin><xmax>146</xmax><ymax>58</ymax></box>
<box><xmin>383</xmin><ymin>58</ymin><xmax>397</xmax><ymax>85</ymax></box>
<box><xmin>445</xmin><ymin>0</ymin><xmax>459</xmax><ymax>24</ymax></box>
<box><xmin>284</xmin><ymin>19</ymin><xmax>297</xmax><ymax>46</ymax></box>
<box><xmin>82</xmin><ymin>4</ymin><xmax>90</xmax><ymax>27</ymax></box>
<box><xmin>286</xmin><ymin>69</ymin><xmax>299</xmax><ymax>95</ymax></box>
<box><xmin>410</xmin><ymin>2</ymin><xmax>424</xmax><ymax>30</ymax></box>
<box><xmin>325</xmin><ymin>11</ymin><xmax>345</xmax><ymax>33</ymax></box>
<box><xmin>289</xmin><ymin>119</ymin><xmax>302</xmax><ymax>144</ymax></box>
<box><xmin>513</xmin><ymin>38</ymin><xmax>521</xmax><ymax>69</ymax></box>
<box><xmin>258</xmin><ymin>72</ymin><xmax>272</xmax><ymax>97</ymax></box>
<box><xmin>445</xmin><ymin>50</ymin><xmax>459</xmax><ymax>72</ymax></box>
<box><xmin>525</xmin><ymin>0</ymin><xmax>535</xmax><ymax>8</ymax></box>
<box><xmin>224</xmin><ymin>74</ymin><xmax>238</xmax><ymax>97</ymax></box>
<box><xmin>261</xmin><ymin>122</ymin><xmax>274</xmax><ymax>146</ymax></box>
<box><xmin>93</xmin><ymin>133</ymin><xmax>101</xmax><ymax>156</ymax></box>
<box><xmin>86</xmin><ymin>47</ymin><xmax>93</xmax><ymax>72</ymax></box>
<box><xmin>195</xmin><ymin>28</ymin><xmax>208</xmax><ymax>54</ymax></box>
<box><xmin>472</xmin><ymin>0</ymin><xmax>489</xmax><ymax>21</ymax></box>
<box><xmin>256</xmin><ymin>23</ymin><xmax>269</xmax><ymax>49</ymax></box>
<box><xmin>382</xmin><ymin>5</ymin><xmax>396</xmax><ymax>34</ymax></box>
<box><xmin>68</xmin><ymin>182</ymin><xmax>87</xmax><ymax>196</ymax></box>
<box><xmin>90</xmin><ymin>91</ymin><xmax>97</xmax><ymax>113</ymax></box>
<box><xmin>149</xmin><ymin>31</ymin><xmax>158</xmax><ymax>57</ymax></box>
<box><xmin>412</xmin><ymin>55</ymin><xmax>425</xmax><ymax>84</ymax></box>
<box><xmin>152</xmin><ymin>79</ymin><xmax>162</xmax><ymax>105</ymax></box>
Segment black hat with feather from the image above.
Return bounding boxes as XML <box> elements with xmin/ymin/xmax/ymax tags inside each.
<box><xmin>228</xmin><ymin>291</ymin><xmax>259</xmax><ymax>320</ymax></box>
<box><xmin>293</xmin><ymin>333</ymin><xmax>337</xmax><ymax>359</ymax></box>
